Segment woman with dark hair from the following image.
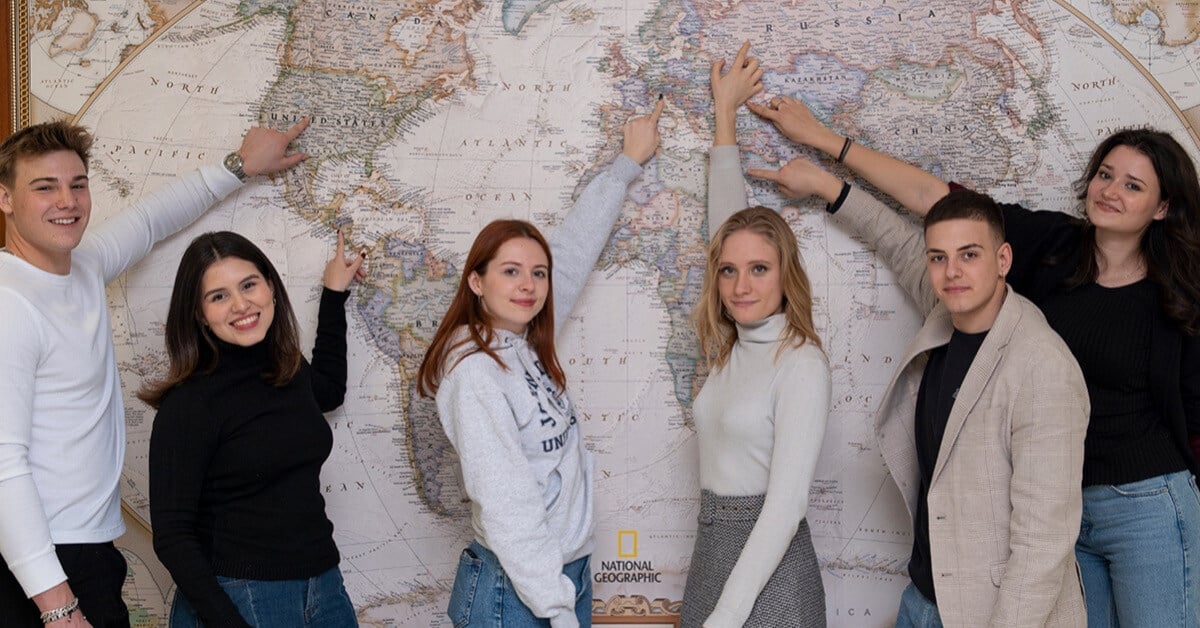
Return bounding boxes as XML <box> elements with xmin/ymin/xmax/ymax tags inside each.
<box><xmin>417</xmin><ymin>100</ymin><xmax>662</xmax><ymax>628</ymax></box>
<box><xmin>143</xmin><ymin>230</ymin><xmax>365</xmax><ymax>627</ymax></box>
<box><xmin>746</xmin><ymin>91</ymin><xmax>1200</xmax><ymax>626</ymax></box>
<box><xmin>676</xmin><ymin>43</ymin><xmax>830</xmax><ymax>628</ymax></box>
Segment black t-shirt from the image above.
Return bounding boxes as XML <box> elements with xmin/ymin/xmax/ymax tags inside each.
<box><xmin>908</xmin><ymin>328</ymin><xmax>988</xmax><ymax>604</ymax></box>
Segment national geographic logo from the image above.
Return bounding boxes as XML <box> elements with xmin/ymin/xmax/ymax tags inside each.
<box><xmin>593</xmin><ymin>530</ymin><xmax>663</xmax><ymax>583</ymax></box>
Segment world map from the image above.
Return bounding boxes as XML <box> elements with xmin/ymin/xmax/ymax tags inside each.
<box><xmin>22</xmin><ymin>0</ymin><xmax>1200</xmax><ymax>625</ymax></box>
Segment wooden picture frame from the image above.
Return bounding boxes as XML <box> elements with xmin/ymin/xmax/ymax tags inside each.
<box><xmin>592</xmin><ymin>594</ymin><xmax>682</xmax><ymax>627</ymax></box>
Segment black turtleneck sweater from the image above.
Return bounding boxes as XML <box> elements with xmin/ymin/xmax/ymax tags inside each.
<box><xmin>149</xmin><ymin>288</ymin><xmax>349</xmax><ymax>627</ymax></box>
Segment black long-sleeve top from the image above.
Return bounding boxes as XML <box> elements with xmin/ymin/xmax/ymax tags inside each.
<box><xmin>990</xmin><ymin>199</ymin><xmax>1200</xmax><ymax>484</ymax></box>
<box><xmin>149</xmin><ymin>288</ymin><xmax>349</xmax><ymax>626</ymax></box>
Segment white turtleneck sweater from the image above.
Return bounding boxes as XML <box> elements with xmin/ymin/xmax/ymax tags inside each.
<box><xmin>700</xmin><ymin>143</ymin><xmax>831</xmax><ymax>627</ymax></box>
<box><xmin>692</xmin><ymin>313</ymin><xmax>831</xmax><ymax>628</ymax></box>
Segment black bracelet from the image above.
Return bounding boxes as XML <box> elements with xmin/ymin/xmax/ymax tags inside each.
<box><xmin>825</xmin><ymin>181</ymin><xmax>852</xmax><ymax>214</ymax></box>
<box><xmin>836</xmin><ymin>136</ymin><xmax>853</xmax><ymax>163</ymax></box>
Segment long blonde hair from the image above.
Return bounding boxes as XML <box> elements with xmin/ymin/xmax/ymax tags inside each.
<box><xmin>694</xmin><ymin>207</ymin><xmax>821</xmax><ymax>369</ymax></box>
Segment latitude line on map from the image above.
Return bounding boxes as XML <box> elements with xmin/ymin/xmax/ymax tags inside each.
<box><xmin>1049</xmin><ymin>0</ymin><xmax>1200</xmax><ymax>148</ymax></box>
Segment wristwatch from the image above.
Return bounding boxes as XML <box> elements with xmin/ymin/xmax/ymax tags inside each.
<box><xmin>223</xmin><ymin>151</ymin><xmax>248</xmax><ymax>181</ymax></box>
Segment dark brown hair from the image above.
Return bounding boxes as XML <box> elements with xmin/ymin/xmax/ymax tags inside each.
<box><xmin>924</xmin><ymin>189</ymin><xmax>1006</xmax><ymax>244</ymax></box>
<box><xmin>1071</xmin><ymin>128</ymin><xmax>1200</xmax><ymax>334</ymax></box>
<box><xmin>138</xmin><ymin>232</ymin><xmax>302</xmax><ymax>408</ymax></box>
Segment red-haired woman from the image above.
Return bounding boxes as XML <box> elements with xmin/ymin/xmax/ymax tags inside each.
<box><xmin>417</xmin><ymin>100</ymin><xmax>663</xmax><ymax>628</ymax></box>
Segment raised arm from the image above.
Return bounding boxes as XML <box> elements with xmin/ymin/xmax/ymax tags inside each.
<box><xmin>991</xmin><ymin>346</ymin><xmax>1088</xmax><ymax>626</ymax></box>
<box><xmin>549</xmin><ymin>101</ymin><xmax>661</xmax><ymax>330</ymax></box>
<box><xmin>750</xmin><ymin>156</ymin><xmax>938</xmax><ymax>313</ymax></box>
<box><xmin>708</xmin><ymin>41</ymin><xmax>763</xmax><ymax>240</ymax></box>
<box><xmin>88</xmin><ymin>119</ymin><xmax>311</xmax><ymax>283</ymax></box>
<box><xmin>705</xmin><ymin>349</ymin><xmax>831</xmax><ymax>628</ymax></box>
<box><xmin>308</xmin><ymin>230</ymin><xmax>366</xmax><ymax>410</ymax></box>
<box><xmin>748</xmin><ymin>96</ymin><xmax>949</xmax><ymax>215</ymax></box>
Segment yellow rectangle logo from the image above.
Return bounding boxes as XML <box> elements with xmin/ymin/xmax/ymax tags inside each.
<box><xmin>617</xmin><ymin>530</ymin><xmax>638</xmax><ymax>557</ymax></box>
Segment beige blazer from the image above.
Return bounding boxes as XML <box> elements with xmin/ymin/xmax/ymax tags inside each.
<box><xmin>836</xmin><ymin>187</ymin><xmax>1089</xmax><ymax>627</ymax></box>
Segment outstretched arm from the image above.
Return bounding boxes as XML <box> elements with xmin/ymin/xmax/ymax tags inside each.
<box><xmin>750</xmin><ymin>157</ymin><xmax>938</xmax><ymax>313</ymax></box>
<box><xmin>89</xmin><ymin>118</ymin><xmax>312</xmax><ymax>283</ymax></box>
<box><xmin>748</xmin><ymin>96</ymin><xmax>949</xmax><ymax>214</ymax></box>
<box><xmin>711</xmin><ymin>41</ymin><xmax>763</xmax><ymax>148</ymax></box>
<box><xmin>308</xmin><ymin>229</ymin><xmax>367</xmax><ymax>410</ymax></box>
<box><xmin>708</xmin><ymin>41</ymin><xmax>763</xmax><ymax>240</ymax></box>
<box><xmin>550</xmin><ymin>100</ymin><xmax>661</xmax><ymax>330</ymax></box>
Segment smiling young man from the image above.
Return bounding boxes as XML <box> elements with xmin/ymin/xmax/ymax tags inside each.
<box><xmin>830</xmin><ymin>186</ymin><xmax>1089</xmax><ymax>628</ymax></box>
<box><xmin>723</xmin><ymin>147</ymin><xmax>1089</xmax><ymax>627</ymax></box>
<box><xmin>0</xmin><ymin>119</ymin><xmax>309</xmax><ymax>627</ymax></box>
<box><xmin>826</xmin><ymin>185</ymin><xmax>1090</xmax><ymax>627</ymax></box>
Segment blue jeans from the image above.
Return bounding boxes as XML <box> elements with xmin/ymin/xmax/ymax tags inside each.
<box><xmin>1076</xmin><ymin>470</ymin><xmax>1200</xmax><ymax>627</ymax></box>
<box><xmin>447</xmin><ymin>541</ymin><xmax>592</xmax><ymax>627</ymax></box>
<box><xmin>169</xmin><ymin>566</ymin><xmax>355</xmax><ymax>627</ymax></box>
<box><xmin>894</xmin><ymin>582</ymin><xmax>944</xmax><ymax>628</ymax></box>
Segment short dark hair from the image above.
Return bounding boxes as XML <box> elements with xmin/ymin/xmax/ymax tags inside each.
<box><xmin>924</xmin><ymin>189</ymin><xmax>1006</xmax><ymax>243</ymax></box>
<box><xmin>138</xmin><ymin>231</ymin><xmax>302</xmax><ymax>408</ymax></box>
<box><xmin>0</xmin><ymin>120</ymin><xmax>93</xmax><ymax>187</ymax></box>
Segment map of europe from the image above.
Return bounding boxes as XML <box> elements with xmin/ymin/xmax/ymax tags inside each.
<box><xmin>23</xmin><ymin>0</ymin><xmax>1200</xmax><ymax>625</ymax></box>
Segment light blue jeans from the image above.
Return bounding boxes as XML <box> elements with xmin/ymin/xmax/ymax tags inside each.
<box><xmin>894</xmin><ymin>581</ymin><xmax>944</xmax><ymax>628</ymax></box>
<box><xmin>168</xmin><ymin>566</ymin><xmax>355</xmax><ymax>627</ymax></box>
<box><xmin>1076</xmin><ymin>470</ymin><xmax>1200</xmax><ymax>627</ymax></box>
<box><xmin>447</xmin><ymin>540</ymin><xmax>592</xmax><ymax>627</ymax></box>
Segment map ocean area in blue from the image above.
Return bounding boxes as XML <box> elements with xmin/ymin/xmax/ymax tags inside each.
<box><xmin>501</xmin><ymin>0</ymin><xmax>565</xmax><ymax>34</ymax></box>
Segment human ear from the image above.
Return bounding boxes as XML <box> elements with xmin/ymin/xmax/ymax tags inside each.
<box><xmin>0</xmin><ymin>184</ymin><xmax>13</xmax><ymax>217</ymax></box>
<box><xmin>1153</xmin><ymin>200</ymin><xmax>1169</xmax><ymax>221</ymax></box>
<box><xmin>997</xmin><ymin>242</ymin><xmax>1013</xmax><ymax>278</ymax></box>
<box><xmin>467</xmin><ymin>271</ymin><xmax>483</xmax><ymax>296</ymax></box>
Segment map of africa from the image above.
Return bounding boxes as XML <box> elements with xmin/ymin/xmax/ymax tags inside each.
<box><xmin>21</xmin><ymin>0</ymin><xmax>1200</xmax><ymax>625</ymax></box>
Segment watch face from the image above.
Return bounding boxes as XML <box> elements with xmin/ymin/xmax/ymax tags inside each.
<box><xmin>224</xmin><ymin>152</ymin><xmax>246</xmax><ymax>179</ymax></box>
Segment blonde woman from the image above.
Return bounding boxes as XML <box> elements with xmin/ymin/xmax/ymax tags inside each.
<box><xmin>680</xmin><ymin>44</ymin><xmax>830</xmax><ymax>628</ymax></box>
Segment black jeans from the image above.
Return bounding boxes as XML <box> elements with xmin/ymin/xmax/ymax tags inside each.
<box><xmin>0</xmin><ymin>542</ymin><xmax>130</xmax><ymax>627</ymax></box>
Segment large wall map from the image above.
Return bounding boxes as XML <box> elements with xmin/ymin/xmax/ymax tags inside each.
<box><xmin>22</xmin><ymin>0</ymin><xmax>1200</xmax><ymax>625</ymax></box>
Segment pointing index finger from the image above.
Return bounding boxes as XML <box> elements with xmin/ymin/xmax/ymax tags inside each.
<box><xmin>286</xmin><ymin>116</ymin><xmax>312</xmax><ymax>141</ymax></box>
<box><xmin>734</xmin><ymin>40</ymin><xmax>751</xmax><ymax>67</ymax></box>
<box><xmin>650</xmin><ymin>96</ymin><xmax>665</xmax><ymax>122</ymax></box>
<box><xmin>746</xmin><ymin>167</ymin><xmax>780</xmax><ymax>182</ymax></box>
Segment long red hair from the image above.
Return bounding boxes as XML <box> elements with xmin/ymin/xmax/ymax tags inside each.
<box><xmin>417</xmin><ymin>220</ymin><xmax>566</xmax><ymax>396</ymax></box>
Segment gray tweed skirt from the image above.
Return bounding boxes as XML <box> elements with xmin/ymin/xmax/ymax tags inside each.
<box><xmin>680</xmin><ymin>491</ymin><xmax>826</xmax><ymax>627</ymax></box>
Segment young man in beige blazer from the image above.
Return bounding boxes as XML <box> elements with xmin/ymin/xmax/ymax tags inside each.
<box><xmin>737</xmin><ymin>150</ymin><xmax>1090</xmax><ymax>626</ymax></box>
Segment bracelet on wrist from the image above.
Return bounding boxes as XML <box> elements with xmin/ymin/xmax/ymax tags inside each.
<box><xmin>40</xmin><ymin>597</ymin><xmax>79</xmax><ymax>624</ymax></box>
<box><xmin>825</xmin><ymin>181</ymin><xmax>852</xmax><ymax>214</ymax></box>
<box><xmin>836</xmin><ymin>136</ymin><xmax>853</xmax><ymax>163</ymax></box>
